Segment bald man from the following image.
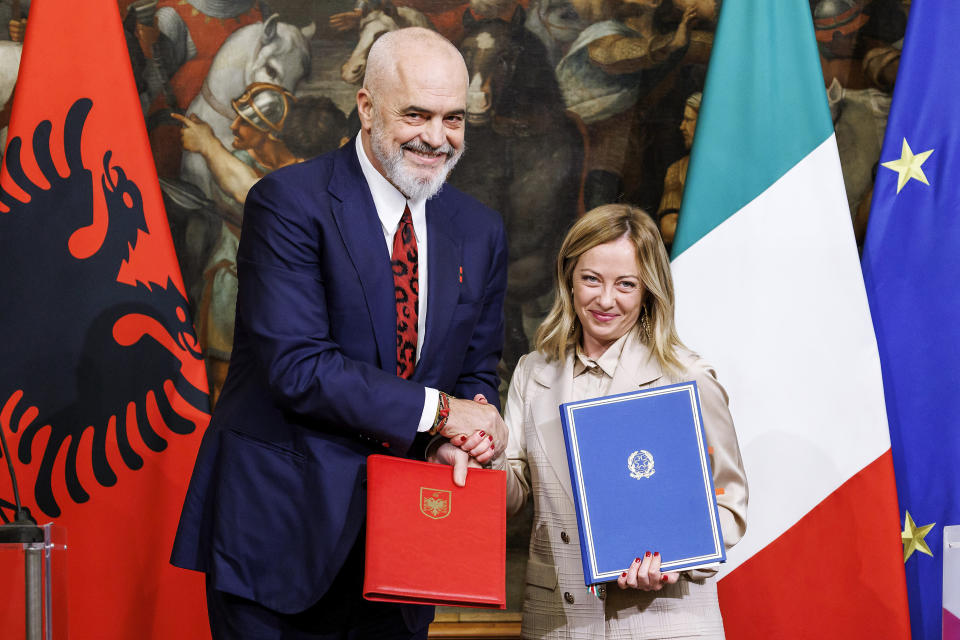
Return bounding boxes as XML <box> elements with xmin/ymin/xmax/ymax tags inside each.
<box><xmin>171</xmin><ymin>28</ymin><xmax>509</xmax><ymax>639</ymax></box>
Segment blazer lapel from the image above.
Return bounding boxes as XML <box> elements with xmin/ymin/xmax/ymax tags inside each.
<box><xmin>607</xmin><ymin>332</ymin><xmax>665</xmax><ymax>395</ymax></box>
<box><xmin>531</xmin><ymin>356</ymin><xmax>577</xmax><ymax>503</ymax></box>
<box><xmin>526</xmin><ymin>333</ymin><xmax>666</xmax><ymax>505</ymax></box>
<box><xmin>414</xmin><ymin>192</ymin><xmax>461</xmax><ymax>378</ymax></box>
<box><xmin>327</xmin><ymin>141</ymin><xmax>396</xmax><ymax>372</ymax></box>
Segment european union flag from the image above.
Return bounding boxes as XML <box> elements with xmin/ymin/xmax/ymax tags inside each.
<box><xmin>861</xmin><ymin>2</ymin><xmax>960</xmax><ymax>638</ymax></box>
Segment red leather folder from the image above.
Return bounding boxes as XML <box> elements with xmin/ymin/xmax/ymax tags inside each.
<box><xmin>363</xmin><ymin>455</ymin><xmax>507</xmax><ymax>609</ymax></box>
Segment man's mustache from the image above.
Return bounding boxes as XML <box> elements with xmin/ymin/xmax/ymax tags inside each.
<box><xmin>401</xmin><ymin>139</ymin><xmax>456</xmax><ymax>158</ymax></box>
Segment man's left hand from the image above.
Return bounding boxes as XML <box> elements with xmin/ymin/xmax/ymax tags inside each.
<box><xmin>429</xmin><ymin>441</ymin><xmax>482</xmax><ymax>487</ymax></box>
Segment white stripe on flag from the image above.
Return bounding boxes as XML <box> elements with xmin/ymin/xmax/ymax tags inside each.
<box><xmin>672</xmin><ymin>134</ymin><xmax>890</xmax><ymax>576</ymax></box>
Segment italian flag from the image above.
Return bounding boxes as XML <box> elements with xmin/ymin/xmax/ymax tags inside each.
<box><xmin>670</xmin><ymin>1</ymin><xmax>911</xmax><ymax>636</ymax></box>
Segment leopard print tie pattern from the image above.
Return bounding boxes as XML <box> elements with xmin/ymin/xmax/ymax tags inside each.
<box><xmin>391</xmin><ymin>205</ymin><xmax>418</xmax><ymax>378</ymax></box>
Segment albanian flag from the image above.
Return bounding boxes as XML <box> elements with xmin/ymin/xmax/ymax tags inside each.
<box><xmin>0</xmin><ymin>1</ymin><xmax>211</xmax><ymax>637</ymax></box>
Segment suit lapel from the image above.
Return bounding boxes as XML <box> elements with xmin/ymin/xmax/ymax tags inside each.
<box><xmin>328</xmin><ymin>141</ymin><xmax>396</xmax><ymax>372</ymax></box>
<box><xmin>527</xmin><ymin>333</ymin><xmax>666</xmax><ymax>504</ymax></box>
<box><xmin>608</xmin><ymin>332</ymin><xmax>664</xmax><ymax>395</ymax></box>
<box><xmin>414</xmin><ymin>192</ymin><xmax>461</xmax><ymax>378</ymax></box>
<box><xmin>531</xmin><ymin>356</ymin><xmax>577</xmax><ymax>503</ymax></box>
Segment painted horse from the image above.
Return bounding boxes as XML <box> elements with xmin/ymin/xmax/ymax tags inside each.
<box><xmin>180</xmin><ymin>14</ymin><xmax>314</xmax><ymax>203</ymax></box>
<box><xmin>340</xmin><ymin>3</ymin><xmax>433</xmax><ymax>85</ymax></box>
<box><xmin>453</xmin><ymin>7</ymin><xmax>583</xmax><ymax>371</ymax></box>
<box><xmin>524</xmin><ymin>0</ymin><xmax>588</xmax><ymax>67</ymax></box>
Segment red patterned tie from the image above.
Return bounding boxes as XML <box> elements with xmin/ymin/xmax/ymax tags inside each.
<box><xmin>391</xmin><ymin>205</ymin><xmax>418</xmax><ymax>378</ymax></box>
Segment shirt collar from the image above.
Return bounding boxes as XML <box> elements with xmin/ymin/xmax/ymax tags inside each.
<box><xmin>573</xmin><ymin>328</ymin><xmax>633</xmax><ymax>379</ymax></box>
<box><xmin>355</xmin><ymin>134</ymin><xmax>426</xmax><ymax>234</ymax></box>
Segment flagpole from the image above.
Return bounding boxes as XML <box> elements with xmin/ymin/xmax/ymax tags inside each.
<box><xmin>0</xmin><ymin>515</ymin><xmax>43</xmax><ymax>640</ymax></box>
<box><xmin>0</xmin><ymin>412</ymin><xmax>43</xmax><ymax>640</ymax></box>
<box><xmin>24</xmin><ymin>545</ymin><xmax>40</xmax><ymax>640</ymax></box>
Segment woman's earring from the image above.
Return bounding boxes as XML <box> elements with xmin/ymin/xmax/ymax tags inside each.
<box><xmin>640</xmin><ymin>307</ymin><xmax>651</xmax><ymax>342</ymax></box>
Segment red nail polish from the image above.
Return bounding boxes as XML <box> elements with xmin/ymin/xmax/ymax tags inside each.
<box><xmin>634</xmin><ymin>557</ymin><xmax>641</xmax><ymax>563</ymax></box>
<box><xmin>621</xmin><ymin>572</ymin><xmax>627</xmax><ymax>577</ymax></box>
<box><xmin>645</xmin><ymin>551</ymin><xmax>651</xmax><ymax>558</ymax></box>
<box><xmin>653</xmin><ymin>552</ymin><xmax>660</xmax><ymax>557</ymax></box>
<box><xmin>661</xmin><ymin>575</ymin><xmax>668</xmax><ymax>583</ymax></box>
<box><xmin>479</xmin><ymin>431</ymin><xmax>485</xmax><ymax>437</ymax></box>
<box><xmin>459</xmin><ymin>434</ymin><xmax>467</xmax><ymax>442</ymax></box>
<box><xmin>488</xmin><ymin>435</ymin><xmax>493</xmax><ymax>441</ymax></box>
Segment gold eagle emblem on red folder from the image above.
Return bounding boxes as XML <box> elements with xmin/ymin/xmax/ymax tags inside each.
<box><xmin>420</xmin><ymin>488</ymin><xmax>451</xmax><ymax>519</ymax></box>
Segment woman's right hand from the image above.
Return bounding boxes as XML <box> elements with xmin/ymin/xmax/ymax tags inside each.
<box><xmin>617</xmin><ymin>551</ymin><xmax>681</xmax><ymax>591</ymax></box>
<box><xmin>443</xmin><ymin>394</ymin><xmax>507</xmax><ymax>458</ymax></box>
<box><xmin>450</xmin><ymin>393</ymin><xmax>498</xmax><ymax>464</ymax></box>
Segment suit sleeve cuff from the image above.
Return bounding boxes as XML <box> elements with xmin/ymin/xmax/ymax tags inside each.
<box><xmin>418</xmin><ymin>387</ymin><xmax>441</xmax><ymax>433</ymax></box>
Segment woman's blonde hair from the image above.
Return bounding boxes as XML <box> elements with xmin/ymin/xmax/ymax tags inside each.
<box><xmin>535</xmin><ymin>204</ymin><xmax>687</xmax><ymax>373</ymax></box>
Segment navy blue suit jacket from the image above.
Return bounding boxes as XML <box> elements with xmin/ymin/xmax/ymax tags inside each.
<box><xmin>171</xmin><ymin>141</ymin><xmax>507</xmax><ymax>621</ymax></box>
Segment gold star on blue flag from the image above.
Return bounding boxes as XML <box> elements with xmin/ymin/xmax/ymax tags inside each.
<box><xmin>901</xmin><ymin>511</ymin><xmax>935</xmax><ymax>562</ymax></box>
<box><xmin>881</xmin><ymin>138</ymin><xmax>934</xmax><ymax>193</ymax></box>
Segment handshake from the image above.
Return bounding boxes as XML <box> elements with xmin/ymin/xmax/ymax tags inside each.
<box><xmin>428</xmin><ymin>393</ymin><xmax>506</xmax><ymax>487</ymax></box>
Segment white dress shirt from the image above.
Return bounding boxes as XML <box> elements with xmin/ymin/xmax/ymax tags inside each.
<box><xmin>355</xmin><ymin>136</ymin><xmax>439</xmax><ymax>432</ymax></box>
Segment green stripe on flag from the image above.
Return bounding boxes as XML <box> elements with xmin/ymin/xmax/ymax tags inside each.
<box><xmin>671</xmin><ymin>0</ymin><xmax>834</xmax><ymax>257</ymax></box>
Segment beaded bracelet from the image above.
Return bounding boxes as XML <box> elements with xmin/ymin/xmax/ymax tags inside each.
<box><xmin>428</xmin><ymin>391</ymin><xmax>452</xmax><ymax>436</ymax></box>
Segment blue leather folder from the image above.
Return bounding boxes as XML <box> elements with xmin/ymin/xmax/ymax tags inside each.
<box><xmin>560</xmin><ymin>381</ymin><xmax>725</xmax><ymax>585</ymax></box>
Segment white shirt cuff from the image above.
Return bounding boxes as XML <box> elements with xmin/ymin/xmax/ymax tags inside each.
<box><xmin>418</xmin><ymin>387</ymin><xmax>441</xmax><ymax>432</ymax></box>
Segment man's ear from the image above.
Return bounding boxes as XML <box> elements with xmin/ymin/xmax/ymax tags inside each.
<box><xmin>356</xmin><ymin>88</ymin><xmax>374</xmax><ymax>131</ymax></box>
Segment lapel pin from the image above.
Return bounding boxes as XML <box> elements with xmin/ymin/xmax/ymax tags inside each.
<box><xmin>459</xmin><ymin>266</ymin><xmax>463</xmax><ymax>284</ymax></box>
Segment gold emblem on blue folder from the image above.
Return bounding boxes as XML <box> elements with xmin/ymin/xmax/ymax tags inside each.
<box><xmin>628</xmin><ymin>450</ymin><xmax>655</xmax><ymax>480</ymax></box>
<box><xmin>420</xmin><ymin>488</ymin><xmax>451</xmax><ymax>519</ymax></box>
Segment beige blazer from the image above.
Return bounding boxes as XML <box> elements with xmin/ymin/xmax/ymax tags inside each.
<box><xmin>495</xmin><ymin>334</ymin><xmax>748</xmax><ymax>639</ymax></box>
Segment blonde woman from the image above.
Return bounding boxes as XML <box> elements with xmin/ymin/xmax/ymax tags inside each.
<box><xmin>462</xmin><ymin>204</ymin><xmax>747</xmax><ymax>638</ymax></box>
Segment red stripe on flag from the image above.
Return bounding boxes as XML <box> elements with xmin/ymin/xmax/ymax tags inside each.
<box><xmin>718</xmin><ymin>451</ymin><xmax>910</xmax><ymax>638</ymax></box>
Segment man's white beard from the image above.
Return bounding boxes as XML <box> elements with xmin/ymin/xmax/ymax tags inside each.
<box><xmin>371</xmin><ymin>118</ymin><xmax>464</xmax><ymax>201</ymax></box>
